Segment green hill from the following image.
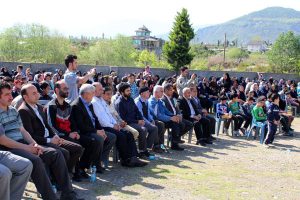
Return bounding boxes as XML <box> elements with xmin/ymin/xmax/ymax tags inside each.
<box><xmin>194</xmin><ymin>7</ymin><xmax>300</xmax><ymax>45</ymax></box>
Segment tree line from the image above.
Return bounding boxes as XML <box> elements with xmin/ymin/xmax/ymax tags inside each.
<box><xmin>0</xmin><ymin>9</ymin><xmax>299</xmax><ymax>74</ymax></box>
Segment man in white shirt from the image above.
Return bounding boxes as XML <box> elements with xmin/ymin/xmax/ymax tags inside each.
<box><xmin>103</xmin><ymin>85</ymin><xmax>139</xmax><ymax>140</ymax></box>
<box><xmin>92</xmin><ymin>83</ymin><xmax>147</xmax><ymax>167</ymax></box>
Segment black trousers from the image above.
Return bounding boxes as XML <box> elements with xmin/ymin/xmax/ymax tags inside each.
<box><xmin>0</xmin><ymin>143</ymin><xmax>73</xmax><ymax>200</ymax></box>
<box><xmin>265</xmin><ymin>122</ymin><xmax>277</xmax><ymax>144</ymax></box>
<box><xmin>205</xmin><ymin>114</ymin><xmax>216</xmax><ymax>135</ymax></box>
<box><xmin>242</xmin><ymin>114</ymin><xmax>252</xmax><ymax>129</ymax></box>
<box><xmin>224</xmin><ymin>114</ymin><xmax>244</xmax><ymax>131</ymax></box>
<box><xmin>280</xmin><ymin>115</ymin><xmax>290</xmax><ymax>132</ymax></box>
<box><xmin>44</xmin><ymin>138</ymin><xmax>83</xmax><ymax>173</ymax></box>
<box><xmin>190</xmin><ymin>117</ymin><xmax>211</xmax><ymax>141</ymax></box>
<box><xmin>155</xmin><ymin>120</ymin><xmax>166</xmax><ymax>145</ymax></box>
<box><xmin>79</xmin><ymin>132</ymin><xmax>116</xmax><ymax>169</ymax></box>
<box><xmin>103</xmin><ymin>127</ymin><xmax>138</xmax><ymax>160</ymax></box>
<box><xmin>165</xmin><ymin>119</ymin><xmax>193</xmax><ymax>145</ymax></box>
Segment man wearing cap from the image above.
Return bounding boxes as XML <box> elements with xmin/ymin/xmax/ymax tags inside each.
<box><xmin>115</xmin><ymin>83</ymin><xmax>157</xmax><ymax>159</ymax></box>
<box><xmin>135</xmin><ymin>87</ymin><xmax>165</xmax><ymax>153</ymax></box>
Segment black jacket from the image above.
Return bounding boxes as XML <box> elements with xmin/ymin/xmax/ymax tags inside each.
<box><xmin>161</xmin><ymin>95</ymin><xmax>181</xmax><ymax>115</ymax></box>
<box><xmin>70</xmin><ymin>97</ymin><xmax>103</xmax><ymax>135</ymax></box>
<box><xmin>115</xmin><ymin>96</ymin><xmax>143</xmax><ymax>124</ymax></box>
<box><xmin>177</xmin><ymin>97</ymin><xmax>200</xmax><ymax>121</ymax></box>
<box><xmin>18</xmin><ymin>102</ymin><xmax>55</xmax><ymax>145</ymax></box>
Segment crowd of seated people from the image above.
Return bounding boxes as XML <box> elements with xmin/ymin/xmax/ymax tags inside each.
<box><xmin>0</xmin><ymin>55</ymin><xmax>298</xmax><ymax>199</ymax></box>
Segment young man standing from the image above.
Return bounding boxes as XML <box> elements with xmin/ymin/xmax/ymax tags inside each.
<box><xmin>64</xmin><ymin>55</ymin><xmax>96</xmax><ymax>103</ymax></box>
<box><xmin>264</xmin><ymin>94</ymin><xmax>281</xmax><ymax>147</ymax></box>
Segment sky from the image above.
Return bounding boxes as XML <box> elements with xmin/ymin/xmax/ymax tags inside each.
<box><xmin>1</xmin><ymin>0</ymin><xmax>300</xmax><ymax>38</ymax></box>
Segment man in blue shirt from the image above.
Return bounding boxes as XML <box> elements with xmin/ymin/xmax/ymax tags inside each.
<box><xmin>115</xmin><ymin>83</ymin><xmax>156</xmax><ymax>158</ymax></box>
<box><xmin>135</xmin><ymin>87</ymin><xmax>165</xmax><ymax>153</ymax></box>
<box><xmin>148</xmin><ymin>85</ymin><xmax>185</xmax><ymax>151</ymax></box>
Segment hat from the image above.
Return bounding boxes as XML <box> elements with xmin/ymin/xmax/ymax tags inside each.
<box><xmin>139</xmin><ymin>86</ymin><xmax>149</xmax><ymax>94</ymax></box>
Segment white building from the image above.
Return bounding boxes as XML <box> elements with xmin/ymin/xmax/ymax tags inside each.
<box><xmin>247</xmin><ymin>41</ymin><xmax>267</xmax><ymax>52</ymax></box>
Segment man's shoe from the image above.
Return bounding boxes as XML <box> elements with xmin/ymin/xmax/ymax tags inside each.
<box><xmin>196</xmin><ymin>140</ymin><xmax>207</xmax><ymax>146</ymax></box>
<box><xmin>72</xmin><ymin>173</ymin><xmax>82</xmax><ymax>182</ymax></box>
<box><xmin>205</xmin><ymin>139</ymin><xmax>213</xmax><ymax>144</ymax></box>
<box><xmin>178</xmin><ymin>139</ymin><xmax>185</xmax><ymax>144</ymax></box>
<box><xmin>131</xmin><ymin>157</ymin><xmax>148</xmax><ymax>167</ymax></box>
<box><xmin>152</xmin><ymin>146</ymin><xmax>164</xmax><ymax>154</ymax></box>
<box><xmin>121</xmin><ymin>158</ymin><xmax>135</xmax><ymax>167</ymax></box>
<box><xmin>96</xmin><ymin>166</ymin><xmax>105</xmax><ymax>174</ymax></box>
<box><xmin>263</xmin><ymin>143</ymin><xmax>270</xmax><ymax>148</ymax></box>
<box><xmin>283</xmin><ymin>132</ymin><xmax>293</xmax><ymax>137</ymax></box>
<box><xmin>138</xmin><ymin>151</ymin><xmax>154</xmax><ymax>159</ymax></box>
<box><xmin>79</xmin><ymin>170</ymin><xmax>89</xmax><ymax>179</ymax></box>
<box><xmin>60</xmin><ymin>191</ymin><xmax>84</xmax><ymax>200</ymax></box>
<box><xmin>210</xmin><ymin>136</ymin><xmax>217</xmax><ymax>140</ymax></box>
<box><xmin>171</xmin><ymin>144</ymin><xmax>184</xmax><ymax>151</ymax></box>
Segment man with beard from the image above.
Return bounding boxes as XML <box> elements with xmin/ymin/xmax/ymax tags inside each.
<box><xmin>115</xmin><ymin>83</ymin><xmax>157</xmax><ymax>159</ymax></box>
<box><xmin>46</xmin><ymin>80</ymin><xmax>84</xmax><ymax>181</ymax></box>
<box><xmin>91</xmin><ymin>83</ymin><xmax>147</xmax><ymax>167</ymax></box>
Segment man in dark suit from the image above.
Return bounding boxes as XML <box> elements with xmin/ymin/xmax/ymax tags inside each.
<box><xmin>15</xmin><ymin>83</ymin><xmax>82</xmax><ymax>200</ymax></box>
<box><xmin>70</xmin><ymin>84</ymin><xmax>116</xmax><ymax>173</ymax></box>
<box><xmin>190</xmin><ymin>86</ymin><xmax>216</xmax><ymax>140</ymax></box>
<box><xmin>177</xmin><ymin>87</ymin><xmax>213</xmax><ymax>146</ymax></box>
<box><xmin>162</xmin><ymin>83</ymin><xmax>193</xmax><ymax>141</ymax></box>
<box><xmin>18</xmin><ymin>84</ymin><xmax>83</xmax><ymax>181</ymax></box>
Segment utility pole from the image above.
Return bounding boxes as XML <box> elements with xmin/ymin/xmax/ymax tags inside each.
<box><xmin>223</xmin><ymin>33</ymin><xmax>227</xmax><ymax>69</ymax></box>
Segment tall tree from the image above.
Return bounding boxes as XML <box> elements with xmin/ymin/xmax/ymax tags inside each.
<box><xmin>268</xmin><ymin>31</ymin><xmax>300</xmax><ymax>73</ymax></box>
<box><xmin>163</xmin><ymin>8</ymin><xmax>195</xmax><ymax>72</ymax></box>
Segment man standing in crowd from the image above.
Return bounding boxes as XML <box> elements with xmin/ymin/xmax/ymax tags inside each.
<box><xmin>91</xmin><ymin>82</ymin><xmax>147</xmax><ymax>167</ymax></box>
<box><xmin>0</xmin><ymin>81</ymin><xmax>81</xmax><ymax>200</ymax></box>
<box><xmin>70</xmin><ymin>84</ymin><xmax>116</xmax><ymax>173</ymax></box>
<box><xmin>176</xmin><ymin>67</ymin><xmax>197</xmax><ymax>97</ymax></box>
<box><xmin>265</xmin><ymin>94</ymin><xmax>281</xmax><ymax>147</ymax></box>
<box><xmin>135</xmin><ymin>86</ymin><xmax>165</xmax><ymax>153</ymax></box>
<box><xmin>64</xmin><ymin>55</ymin><xmax>96</xmax><ymax>103</ymax></box>
<box><xmin>127</xmin><ymin>73</ymin><xmax>139</xmax><ymax>99</ymax></box>
<box><xmin>115</xmin><ymin>83</ymin><xmax>157</xmax><ymax>158</ymax></box>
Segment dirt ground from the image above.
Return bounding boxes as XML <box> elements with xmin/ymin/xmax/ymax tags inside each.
<box><xmin>24</xmin><ymin>118</ymin><xmax>300</xmax><ymax>200</ymax></box>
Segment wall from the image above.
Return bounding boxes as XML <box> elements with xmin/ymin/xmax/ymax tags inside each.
<box><xmin>1</xmin><ymin>61</ymin><xmax>299</xmax><ymax>81</ymax></box>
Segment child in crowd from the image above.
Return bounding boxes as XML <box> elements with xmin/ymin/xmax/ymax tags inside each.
<box><xmin>251</xmin><ymin>96</ymin><xmax>268</xmax><ymax>139</ymax></box>
<box><xmin>228</xmin><ymin>93</ymin><xmax>245</xmax><ymax>136</ymax></box>
<box><xmin>241</xmin><ymin>97</ymin><xmax>255</xmax><ymax>130</ymax></box>
<box><xmin>264</xmin><ymin>94</ymin><xmax>281</xmax><ymax>147</ymax></box>
<box><xmin>216</xmin><ymin>96</ymin><xmax>232</xmax><ymax>135</ymax></box>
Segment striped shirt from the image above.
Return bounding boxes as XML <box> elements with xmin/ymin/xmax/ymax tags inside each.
<box><xmin>0</xmin><ymin>106</ymin><xmax>23</xmax><ymax>141</ymax></box>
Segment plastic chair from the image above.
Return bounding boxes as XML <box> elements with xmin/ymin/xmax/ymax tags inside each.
<box><xmin>166</xmin><ymin>128</ymin><xmax>172</xmax><ymax>147</ymax></box>
<box><xmin>215</xmin><ymin>113</ymin><xmax>234</xmax><ymax>136</ymax></box>
<box><xmin>246</xmin><ymin>117</ymin><xmax>267</xmax><ymax>144</ymax></box>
